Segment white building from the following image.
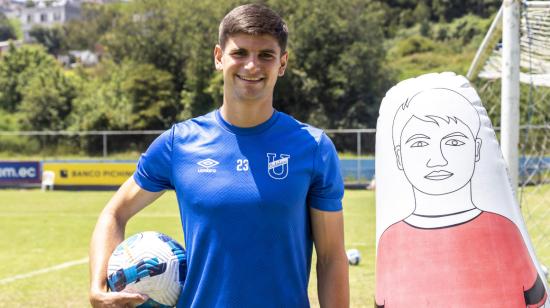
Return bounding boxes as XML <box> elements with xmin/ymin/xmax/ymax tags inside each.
<box><xmin>4</xmin><ymin>0</ymin><xmax>82</xmax><ymax>41</ymax></box>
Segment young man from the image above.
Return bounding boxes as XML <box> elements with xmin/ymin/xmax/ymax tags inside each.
<box><xmin>89</xmin><ymin>4</ymin><xmax>349</xmax><ymax>307</ymax></box>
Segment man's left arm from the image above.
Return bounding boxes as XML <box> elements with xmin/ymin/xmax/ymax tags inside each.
<box><xmin>311</xmin><ymin>207</ymin><xmax>349</xmax><ymax>308</ymax></box>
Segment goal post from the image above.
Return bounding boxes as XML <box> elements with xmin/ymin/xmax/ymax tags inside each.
<box><xmin>468</xmin><ymin>0</ymin><xmax>550</xmax><ymax>273</ymax></box>
<box><xmin>502</xmin><ymin>0</ymin><xmax>521</xmax><ymax>196</ymax></box>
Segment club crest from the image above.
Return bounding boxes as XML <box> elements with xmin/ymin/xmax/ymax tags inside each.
<box><xmin>267</xmin><ymin>153</ymin><xmax>290</xmax><ymax>180</ymax></box>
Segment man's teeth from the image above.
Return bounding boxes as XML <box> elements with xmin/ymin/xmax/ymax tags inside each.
<box><xmin>238</xmin><ymin>75</ymin><xmax>262</xmax><ymax>81</ymax></box>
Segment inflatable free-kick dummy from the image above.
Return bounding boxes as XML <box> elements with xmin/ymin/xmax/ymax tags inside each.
<box><xmin>375</xmin><ymin>72</ymin><xmax>549</xmax><ymax>307</ymax></box>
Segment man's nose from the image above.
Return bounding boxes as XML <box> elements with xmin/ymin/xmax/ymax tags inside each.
<box><xmin>426</xmin><ymin>144</ymin><xmax>448</xmax><ymax>167</ymax></box>
<box><xmin>244</xmin><ymin>56</ymin><xmax>259</xmax><ymax>73</ymax></box>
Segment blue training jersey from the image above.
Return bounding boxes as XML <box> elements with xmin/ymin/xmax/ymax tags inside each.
<box><xmin>134</xmin><ymin>109</ymin><xmax>344</xmax><ymax>307</ymax></box>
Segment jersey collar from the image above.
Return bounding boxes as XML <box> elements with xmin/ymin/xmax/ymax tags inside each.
<box><xmin>215</xmin><ymin>109</ymin><xmax>279</xmax><ymax>135</ymax></box>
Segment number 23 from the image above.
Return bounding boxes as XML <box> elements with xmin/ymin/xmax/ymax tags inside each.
<box><xmin>236</xmin><ymin>159</ymin><xmax>249</xmax><ymax>171</ymax></box>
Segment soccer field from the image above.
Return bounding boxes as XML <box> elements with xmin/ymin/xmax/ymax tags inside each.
<box><xmin>0</xmin><ymin>189</ymin><xmax>375</xmax><ymax>307</ymax></box>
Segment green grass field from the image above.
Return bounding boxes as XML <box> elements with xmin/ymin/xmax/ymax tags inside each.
<box><xmin>0</xmin><ymin>189</ymin><xmax>376</xmax><ymax>307</ymax></box>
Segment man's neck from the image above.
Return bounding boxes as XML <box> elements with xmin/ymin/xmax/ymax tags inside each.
<box><xmin>220</xmin><ymin>97</ymin><xmax>274</xmax><ymax>128</ymax></box>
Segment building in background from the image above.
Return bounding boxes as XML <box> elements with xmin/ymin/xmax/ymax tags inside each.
<box><xmin>2</xmin><ymin>0</ymin><xmax>82</xmax><ymax>41</ymax></box>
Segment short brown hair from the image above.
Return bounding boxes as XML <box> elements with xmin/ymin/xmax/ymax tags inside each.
<box><xmin>218</xmin><ymin>4</ymin><xmax>288</xmax><ymax>52</ymax></box>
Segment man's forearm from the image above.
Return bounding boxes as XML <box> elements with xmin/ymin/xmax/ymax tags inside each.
<box><xmin>89</xmin><ymin>210</ymin><xmax>126</xmax><ymax>295</ymax></box>
<box><xmin>317</xmin><ymin>255</ymin><xmax>350</xmax><ymax>308</ymax></box>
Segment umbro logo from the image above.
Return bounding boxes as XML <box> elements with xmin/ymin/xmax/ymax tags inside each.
<box><xmin>197</xmin><ymin>158</ymin><xmax>219</xmax><ymax>173</ymax></box>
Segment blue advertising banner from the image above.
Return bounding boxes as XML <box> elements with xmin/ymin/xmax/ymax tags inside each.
<box><xmin>339</xmin><ymin>159</ymin><xmax>375</xmax><ymax>182</ymax></box>
<box><xmin>0</xmin><ymin>161</ymin><xmax>41</xmax><ymax>184</ymax></box>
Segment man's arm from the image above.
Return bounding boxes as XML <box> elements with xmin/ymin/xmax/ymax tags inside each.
<box><xmin>89</xmin><ymin>177</ymin><xmax>165</xmax><ymax>307</ymax></box>
<box><xmin>310</xmin><ymin>208</ymin><xmax>349</xmax><ymax>308</ymax></box>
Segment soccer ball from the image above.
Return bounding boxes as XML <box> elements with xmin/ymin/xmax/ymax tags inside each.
<box><xmin>346</xmin><ymin>249</ymin><xmax>361</xmax><ymax>266</ymax></box>
<box><xmin>107</xmin><ymin>231</ymin><xmax>187</xmax><ymax>307</ymax></box>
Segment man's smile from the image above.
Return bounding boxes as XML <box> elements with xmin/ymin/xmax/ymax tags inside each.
<box><xmin>424</xmin><ymin>170</ymin><xmax>453</xmax><ymax>180</ymax></box>
<box><xmin>236</xmin><ymin>74</ymin><xmax>264</xmax><ymax>82</ymax></box>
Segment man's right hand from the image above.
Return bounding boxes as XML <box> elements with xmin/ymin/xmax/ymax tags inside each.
<box><xmin>89</xmin><ymin>290</ymin><xmax>148</xmax><ymax>308</ymax></box>
<box><xmin>89</xmin><ymin>177</ymin><xmax>164</xmax><ymax>308</ymax></box>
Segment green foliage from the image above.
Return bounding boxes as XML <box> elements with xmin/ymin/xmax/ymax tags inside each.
<box><xmin>272</xmin><ymin>0</ymin><xmax>394</xmax><ymax>129</ymax></box>
<box><xmin>0</xmin><ymin>109</ymin><xmax>19</xmax><ymax>130</ymax></box>
<box><xmin>390</xmin><ymin>35</ymin><xmax>436</xmax><ymax>57</ymax></box>
<box><xmin>102</xmin><ymin>1</ymin><xmax>192</xmax><ymax>101</ymax></box>
<box><xmin>1</xmin><ymin>0</ymin><xmax>500</xmax><ymax>141</ymax></box>
<box><xmin>64</xmin><ymin>3</ymin><xmax>122</xmax><ymax>50</ymax></box>
<box><xmin>70</xmin><ymin>62</ymin><xmax>132</xmax><ymax>131</ymax></box>
<box><xmin>432</xmin><ymin>14</ymin><xmax>492</xmax><ymax>45</ymax></box>
<box><xmin>177</xmin><ymin>1</ymin><xmax>228</xmax><ymax>119</ymax></box>
<box><xmin>18</xmin><ymin>67</ymin><xmax>77</xmax><ymax>131</ymax></box>
<box><xmin>29</xmin><ymin>26</ymin><xmax>66</xmax><ymax>55</ymax></box>
<box><xmin>122</xmin><ymin>62</ymin><xmax>177</xmax><ymax>129</ymax></box>
<box><xmin>0</xmin><ymin>13</ymin><xmax>17</xmax><ymax>41</ymax></box>
<box><xmin>0</xmin><ymin>45</ymin><xmax>57</xmax><ymax>112</ymax></box>
<box><xmin>0</xmin><ymin>45</ymin><xmax>76</xmax><ymax>132</ymax></box>
<box><xmin>387</xmin><ymin>13</ymin><xmax>492</xmax><ymax>82</ymax></box>
<box><xmin>7</xmin><ymin>18</ymin><xmax>23</xmax><ymax>40</ymax></box>
<box><xmin>72</xmin><ymin>60</ymin><xmax>177</xmax><ymax>131</ymax></box>
<box><xmin>381</xmin><ymin>0</ymin><xmax>500</xmax><ymax>25</ymax></box>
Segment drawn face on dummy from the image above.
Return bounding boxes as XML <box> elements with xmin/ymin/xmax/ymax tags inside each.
<box><xmin>393</xmin><ymin>89</ymin><xmax>482</xmax><ymax>195</ymax></box>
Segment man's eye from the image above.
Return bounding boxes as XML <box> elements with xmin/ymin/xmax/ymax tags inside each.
<box><xmin>260</xmin><ymin>53</ymin><xmax>274</xmax><ymax>59</ymax></box>
<box><xmin>232</xmin><ymin>51</ymin><xmax>246</xmax><ymax>57</ymax></box>
<box><xmin>410</xmin><ymin>141</ymin><xmax>428</xmax><ymax>148</ymax></box>
<box><xmin>444</xmin><ymin>139</ymin><xmax>465</xmax><ymax>146</ymax></box>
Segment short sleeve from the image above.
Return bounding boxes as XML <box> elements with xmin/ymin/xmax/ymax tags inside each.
<box><xmin>307</xmin><ymin>133</ymin><xmax>344</xmax><ymax>211</ymax></box>
<box><xmin>133</xmin><ymin>127</ymin><xmax>174</xmax><ymax>192</ymax></box>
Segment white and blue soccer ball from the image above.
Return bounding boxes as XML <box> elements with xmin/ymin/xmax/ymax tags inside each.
<box><xmin>346</xmin><ymin>249</ymin><xmax>361</xmax><ymax>266</ymax></box>
<box><xmin>107</xmin><ymin>231</ymin><xmax>187</xmax><ymax>307</ymax></box>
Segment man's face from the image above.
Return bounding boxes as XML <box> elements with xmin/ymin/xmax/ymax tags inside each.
<box><xmin>396</xmin><ymin>116</ymin><xmax>481</xmax><ymax>195</ymax></box>
<box><xmin>214</xmin><ymin>33</ymin><xmax>288</xmax><ymax>104</ymax></box>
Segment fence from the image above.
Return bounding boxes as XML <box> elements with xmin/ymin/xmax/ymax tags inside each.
<box><xmin>0</xmin><ymin>129</ymin><xmax>379</xmax><ymax>185</ymax></box>
<box><xmin>1</xmin><ymin>126</ymin><xmax>548</xmax><ymax>185</ymax></box>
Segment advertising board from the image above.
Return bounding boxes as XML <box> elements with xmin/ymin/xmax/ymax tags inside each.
<box><xmin>42</xmin><ymin>161</ymin><xmax>136</xmax><ymax>189</ymax></box>
<box><xmin>0</xmin><ymin>161</ymin><xmax>41</xmax><ymax>185</ymax></box>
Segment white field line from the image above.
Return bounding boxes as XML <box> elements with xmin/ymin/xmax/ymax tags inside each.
<box><xmin>0</xmin><ymin>257</ymin><xmax>88</xmax><ymax>285</ymax></box>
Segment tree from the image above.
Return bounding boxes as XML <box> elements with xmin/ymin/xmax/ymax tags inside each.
<box><xmin>29</xmin><ymin>26</ymin><xmax>66</xmax><ymax>55</ymax></box>
<box><xmin>0</xmin><ymin>13</ymin><xmax>16</xmax><ymax>41</ymax></box>
<box><xmin>70</xmin><ymin>62</ymin><xmax>132</xmax><ymax>131</ymax></box>
<box><xmin>0</xmin><ymin>44</ymin><xmax>56</xmax><ymax>112</ymax></box>
<box><xmin>18</xmin><ymin>63</ymin><xmax>76</xmax><ymax>131</ymax></box>
<box><xmin>64</xmin><ymin>3</ymin><xmax>123</xmax><ymax>51</ymax></box>
<box><xmin>271</xmin><ymin>0</ymin><xmax>395</xmax><ymax>129</ymax></box>
<box><xmin>71</xmin><ymin>60</ymin><xmax>178</xmax><ymax>131</ymax></box>
<box><xmin>102</xmin><ymin>0</ymin><xmax>234</xmax><ymax>120</ymax></box>
<box><xmin>123</xmin><ymin>62</ymin><xmax>178</xmax><ymax>129</ymax></box>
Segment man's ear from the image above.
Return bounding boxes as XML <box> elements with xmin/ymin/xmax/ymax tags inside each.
<box><xmin>395</xmin><ymin>146</ymin><xmax>403</xmax><ymax>170</ymax></box>
<box><xmin>278</xmin><ymin>51</ymin><xmax>288</xmax><ymax>77</ymax></box>
<box><xmin>475</xmin><ymin>138</ymin><xmax>482</xmax><ymax>162</ymax></box>
<box><xmin>214</xmin><ymin>45</ymin><xmax>223</xmax><ymax>71</ymax></box>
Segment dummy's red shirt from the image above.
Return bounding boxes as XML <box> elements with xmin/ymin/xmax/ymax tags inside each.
<box><xmin>375</xmin><ymin>212</ymin><xmax>547</xmax><ymax>307</ymax></box>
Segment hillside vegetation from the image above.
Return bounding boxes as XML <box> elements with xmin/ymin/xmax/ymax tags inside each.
<box><xmin>0</xmin><ymin>0</ymin><xmax>499</xmax><ymax>155</ymax></box>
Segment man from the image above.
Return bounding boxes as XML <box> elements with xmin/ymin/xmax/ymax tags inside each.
<box><xmin>89</xmin><ymin>4</ymin><xmax>349</xmax><ymax>307</ymax></box>
<box><xmin>375</xmin><ymin>86</ymin><xmax>547</xmax><ymax>307</ymax></box>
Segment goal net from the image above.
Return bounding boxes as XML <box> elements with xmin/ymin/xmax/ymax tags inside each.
<box><xmin>470</xmin><ymin>0</ymin><xmax>550</xmax><ymax>277</ymax></box>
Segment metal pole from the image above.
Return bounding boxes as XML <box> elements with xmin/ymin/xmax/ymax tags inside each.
<box><xmin>356</xmin><ymin>132</ymin><xmax>361</xmax><ymax>183</ymax></box>
<box><xmin>466</xmin><ymin>5</ymin><xmax>503</xmax><ymax>80</ymax></box>
<box><xmin>501</xmin><ymin>0</ymin><xmax>520</xmax><ymax>197</ymax></box>
<box><xmin>103</xmin><ymin>133</ymin><xmax>108</xmax><ymax>158</ymax></box>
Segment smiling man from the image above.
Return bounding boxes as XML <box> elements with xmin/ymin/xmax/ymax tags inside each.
<box><xmin>375</xmin><ymin>87</ymin><xmax>547</xmax><ymax>307</ymax></box>
<box><xmin>89</xmin><ymin>4</ymin><xmax>349</xmax><ymax>308</ymax></box>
